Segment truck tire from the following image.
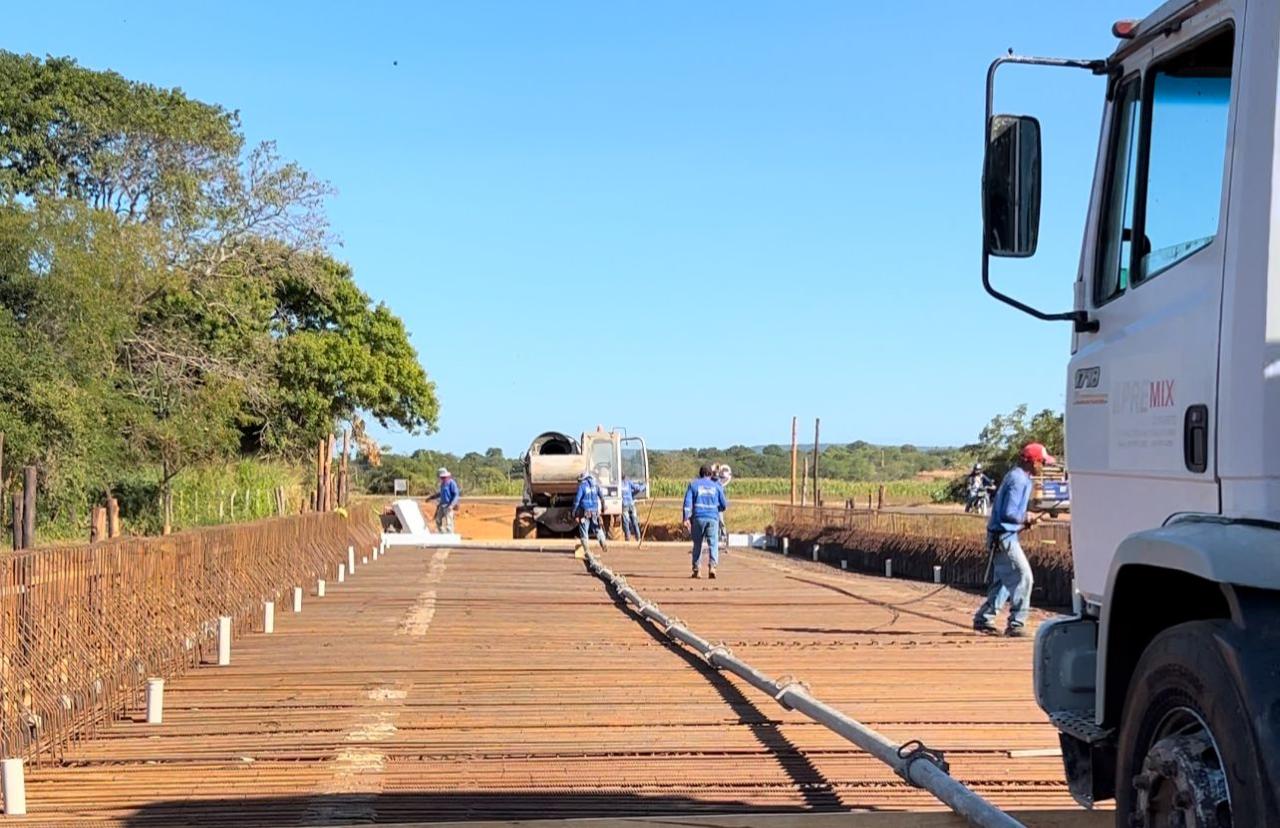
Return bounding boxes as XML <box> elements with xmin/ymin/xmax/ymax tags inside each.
<box><xmin>1115</xmin><ymin>620</ymin><xmax>1278</xmax><ymax>828</ymax></box>
<box><xmin>513</xmin><ymin>512</ymin><xmax>535</xmax><ymax>539</ymax></box>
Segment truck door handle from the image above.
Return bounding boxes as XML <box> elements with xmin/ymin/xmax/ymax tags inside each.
<box><xmin>1184</xmin><ymin>404</ymin><xmax>1208</xmax><ymax>474</ymax></box>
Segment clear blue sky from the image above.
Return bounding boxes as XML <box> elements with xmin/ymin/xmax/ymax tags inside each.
<box><xmin>6</xmin><ymin>1</ymin><xmax>1133</xmax><ymax>454</ymax></box>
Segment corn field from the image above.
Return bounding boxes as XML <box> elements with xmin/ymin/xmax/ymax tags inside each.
<box><xmin>456</xmin><ymin>476</ymin><xmax>949</xmax><ymax>504</ymax></box>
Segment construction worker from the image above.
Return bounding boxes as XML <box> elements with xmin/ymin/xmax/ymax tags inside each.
<box><xmin>424</xmin><ymin>467</ymin><xmax>460</xmax><ymax>533</ymax></box>
<box><xmin>683</xmin><ymin>464</ymin><xmax>728</xmax><ymax>579</ymax></box>
<box><xmin>621</xmin><ymin>474</ymin><xmax>646</xmax><ymax>541</ymax></box>
<box><xmin>973</xmin><ymin>443</ymin><xmax>1053</xmax><ymax>637</ymax></box>
<box><xmin>712</xmin><ymin>463</ymin><xmax>733</xmax><ymax>550</ymax></box>
<box><xmin>573</xmin><ymin>470</ymin><xmax>608</xmax><ymax>556</ymax></box>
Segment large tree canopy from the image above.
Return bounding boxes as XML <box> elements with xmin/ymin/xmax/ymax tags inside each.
<box><xmin>0</xmin><ymin>52</ymin><xmax>438</xmax><ymax>533</ymax></box>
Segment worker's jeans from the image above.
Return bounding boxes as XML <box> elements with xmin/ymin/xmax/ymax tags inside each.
<box><xmin>974</xmin><ymin>533</ymin><xmax>1033</xmax><ymax>629</ymax></box>
<box><xmin>691</xmin><ymin>517</ymin><xmax>720</xmax><ymax>570</ymax></box>
<box><xmin>622</xmin><ymin>505</ymin><xmax>641</xmax><ymax>541</ymax></box>
<box><xmin>578</xmin><ymin>512</ymin><xmax>607</xmax><ymax>551</ymax></box>
<box><xmin>435</xmin><ymin>503</ymin><xmax>455</xmax><ymax>534</ymax></box>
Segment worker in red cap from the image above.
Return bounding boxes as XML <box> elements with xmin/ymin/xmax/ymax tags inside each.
<box><xmin>973</xmin><ymin>442</ymin><xmax>1055</xmax><ymax>637</ymax></box>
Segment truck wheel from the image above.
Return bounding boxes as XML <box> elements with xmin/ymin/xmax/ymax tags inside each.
<box><xmin>1115</xmin><ymin>620</ymin><xmax>1277</xmax><ymax>828</ymax></box>
<box><xmin>513</xmin><ymin>512</ymin><xmax>535</xmax><ymax>539</ymax></box>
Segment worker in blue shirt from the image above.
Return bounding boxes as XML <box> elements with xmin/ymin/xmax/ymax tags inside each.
<box><xmin>683</xmin><ymin>464</ymin><xmax>729</xmax><ymax>579</ymax></box>
<box><xmin>621</xmin><ymin>475</ymin><xmax>646</xmax><ymax>541</ymax></box>
<box><xmin>424</xmin><ymin>467</ymin><xmax>460</xmax><ymax>534</ymax></box>
<box><xmin>973</xmin><ymin>443</ymin><xmax>1052</xmax><ymax>636</ymax></box>
<box><xmin>572</xmin><ymin>470</ymin><xmax>608</xmax><ymax>557</ymax></box>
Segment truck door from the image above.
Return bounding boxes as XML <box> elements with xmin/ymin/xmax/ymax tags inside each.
<box><xmin>1068</xmin><ymin>13</ymin><xmax>1238</xmax><ymax>602</ymax></box>
<box><xmin>621</xmin><ymin>437</ymin><xmax>650</xmax><ymax>501</ymax></box>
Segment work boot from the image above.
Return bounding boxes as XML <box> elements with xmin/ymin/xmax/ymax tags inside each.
<box><xmin>691</xmin><ymin>568</ymin><xmax>700</xmax><ymax>579</ymax></box>
<box><xmin>708</xmin><ymin>567</ymin><xmax>717</xmax><ymax>579</ymax></box>
<box><xmin>1005</xmin><ymin>625</ymin><xmax>1028</xmax><ymax>638</ymax></box>
<box><xmin>973</xmin><ymin>622</ymin><xmax>999</xmax><ymax>636</ymax></box>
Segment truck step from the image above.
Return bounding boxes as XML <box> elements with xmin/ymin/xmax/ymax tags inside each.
<box><xmin>1050</xmin><ymin>709</ymin><xmax>1113</xmax><ymax>745</ymax></box>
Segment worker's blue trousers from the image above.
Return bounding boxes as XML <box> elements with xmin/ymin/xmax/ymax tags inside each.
<box><xmin>974</xmin><ymin>533</ymin><xmax>1034</xmax><ymax>629</ymax></box>
<box><xmin>622</xmin><ymin>505</ymin><xmax>641</xmax><ymax>541</ymax></box>
<box><xmin>691</xmin><ymin>517</ymin><xmax>720</xmax><ymax>570</ymax></box>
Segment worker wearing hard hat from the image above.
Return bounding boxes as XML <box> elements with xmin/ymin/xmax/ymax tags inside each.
<box><xmin>683</xmin><ymin>464</ymin><xmax>729</xmax><ymax>579</ymax></box>
<box><xmin>573</xmin><ymin>470</ymin><xmax>609</xmax><ymax>556</ymax></box>
<box><xmin>973</xmin><ymin>443</ymin><xmax>1053</xmax><ymax>637</ymax></box>
<box><xmin>424</xmin><ymin>468</ymin><xmax>461</xmax><ymax>534</ymax></box>
<box><xmin>620</xmin><ymin>474</ymin><xmax>645</xmax><ymax>541</ymax></box>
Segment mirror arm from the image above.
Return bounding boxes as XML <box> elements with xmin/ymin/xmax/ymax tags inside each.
<box><xmin>983</xmin><ymin>54</ymin><xmax>1106</xmax><ymax>336</ymax></box>
<box><xmin>982</xmin><ymin>253</ymin><xmax>1099</xmax><ymax>332</ymax></box>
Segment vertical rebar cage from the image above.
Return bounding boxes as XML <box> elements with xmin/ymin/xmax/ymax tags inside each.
<box><xmin>0</xmin><ymin>506</ymin><xmax>381</xmax><ymax>765</ymax></box>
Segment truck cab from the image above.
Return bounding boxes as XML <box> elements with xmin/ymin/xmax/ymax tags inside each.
<box><xmin>982</xmin><ymin>2</ymin><xmax>1280</xmax><ymax>824</ymax></box>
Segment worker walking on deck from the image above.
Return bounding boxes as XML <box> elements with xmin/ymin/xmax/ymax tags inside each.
<box><xmin>684</xmin><ymin>464</ymin><xmax>728</xmax><ymax>579</ymax></box>
<box><xmin>425</xmin><ymin>468</ymin><xmax>460</xmax><ymax>534</ymax></box>
<box><xmin>573</xmin><ymin>470</ymin><xmax>608</xmax><ymax>557</ymax></box>
<box><xmin>621</xmin><ymin>474</ymin><xmax>646</xmax><ymax>541</ymax></box>
<box><xmin>973</xmin><ymin>443</ymin><xmax>1052</xmax><ymax>637</ymax></box>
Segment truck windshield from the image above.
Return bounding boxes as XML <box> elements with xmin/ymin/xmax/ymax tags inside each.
<box><xmin>589</xmin><ymin>440</ymin><xmax>617</xmax><ymax>486</ymax></box>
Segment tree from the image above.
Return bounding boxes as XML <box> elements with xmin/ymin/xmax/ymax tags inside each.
<box><xmin>261</xmin><ymin>250</ymin><xmax>438</xmax><ymax>453</ymax></box>
<box><xmin>0</xmin><ymin>53</ymin><xmax>439</xmax><ymax>535</ymax></box>
<box><xmin>976</xmin><ymin>404</ymin><xmax>1064</xmax><ymax>475</ymax></box>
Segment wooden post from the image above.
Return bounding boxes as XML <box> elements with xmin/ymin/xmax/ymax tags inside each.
<box><xmin>789</xmin><ymin>417</ymin><xmax>797</xmax><ymax>506</ymax></box>
<box><xmin>315</xmin><ymin>439</ymin><xmax>325</xmax><ymax>512</ymax></box>
<box><xmin>0</xmin><ymin>431</ymin><xmax>5</xmax><ymax>530</ymax></box>
<box><xmin>800</xmin><ymin>457</ymin><xmax>809</xmax><ymax>507</ymax></box>
<box><xmin>325</xmin><ymin>433</ymin><xmax>336</xmax><ymax>511</ymax></box>
<box><xmin>90</xmin><ymin>506</ymin><xmax>107</xmax><ymax>543</ymax></box>
<box><xmin>106</xmin><ymin>493</ymin><xmax>120</xmax><ymax>538</ymax></box>
<box><xmin>11</xmin><ymin>491</ymin><xmax>23</xmax><ymax>551</ymax></box>
<box><xmin>812</xmin><ymin>419</ymin><xmax>820</xmax><ymax>511</ymax></box>
<box><xmin>877</xmin><ymin>484</ymin><xmax>885</xmax><ymax>510</ymax></box>
<box><xmin>21</xmin><ymin>465</ymin><xmax>35</xmax><ymax>549</ymax></box>
<box><xmin>275</xmin><ymin>486</ymin><xmax>286</xmax><ymax>516</ymax></box>
<box><xmin>340</xmin><ymin>428</ymin><xmax>350</xmax><ymax>506</ymax></box>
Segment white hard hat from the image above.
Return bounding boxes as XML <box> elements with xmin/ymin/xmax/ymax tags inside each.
<box><xmin>578</xmin><ymin>470</ymin><xmax>591</xmax><ymax>480</ymax></box>
<box><xmin>438</xmin><ymin>467</ymin><xmax>450</xmax><ymax>477</ymax></box>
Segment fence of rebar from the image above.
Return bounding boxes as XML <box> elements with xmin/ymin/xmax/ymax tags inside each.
<box><xmin>774</xmin><ymin>504</ymin><xmax>1071</xmax><ymax>547</ymax></box>
<box><xmin>0</xmin><ymin>506</ymin><xmax>380</xmax><ymax>766</ymax></box>
<box><xmin>772</xmin><ymin>505</ymin><xmax>1075</xmax><ymax>606</ymax></box>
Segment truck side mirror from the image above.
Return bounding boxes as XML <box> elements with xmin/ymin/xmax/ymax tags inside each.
<box><xmin>983</xmin><ymin>114</ymin><xmax>1042</xmax><ymax>258</ymax></box>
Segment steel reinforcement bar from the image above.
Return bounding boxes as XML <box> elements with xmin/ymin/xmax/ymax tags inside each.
<box><xmin>0</xmin><ymin>506</ymin><xmax>380</xmax><ymax>766</ymax></box>
<box><xmin>773</xmin><ymin>504</ymin><xmax>1071</xmax><ymax>548</ymax></box>
<box><xmin>584</xmin><ymin>550</ymin><xmax>1026</xmax><ymax>828</ymax></box>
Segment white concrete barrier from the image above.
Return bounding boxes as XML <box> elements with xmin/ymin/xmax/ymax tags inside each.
<box><xmin>2</xmin><ymin>758</ymin><xmax>26</xmax><ymax>816</ymax></box>
<box><xmin>217</xmin><ymin>616</ymin><xmax>232</xmax><ymax>666</ymax></box>
<box><xmin>146</xmin><ymin>678</ymin><xmax>164</xmax><ymax>724</ymax></box>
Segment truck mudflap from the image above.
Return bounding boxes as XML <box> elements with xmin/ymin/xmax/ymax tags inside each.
<box><xmin>1056</xmin><ymin>729</ymin><xmax>1116</xmax><ymax>807</ymax></box>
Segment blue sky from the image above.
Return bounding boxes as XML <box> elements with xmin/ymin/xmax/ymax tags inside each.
<box><xmin>6</xmin><ymin>1</ymin><xmax>1132</xmax><ymax>454</ymax></box>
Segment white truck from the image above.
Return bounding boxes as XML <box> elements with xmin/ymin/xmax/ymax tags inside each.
<box><xmin>982</xmin><ymin>2</ymin><xmax>1280</xmax><ymax>825</ymax></box>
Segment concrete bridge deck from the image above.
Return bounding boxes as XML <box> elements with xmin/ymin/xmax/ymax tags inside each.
<box><xmin>13</xmin><ymin>542</ymin><xmax>1103</xmax><ymax>827</ymax></box>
